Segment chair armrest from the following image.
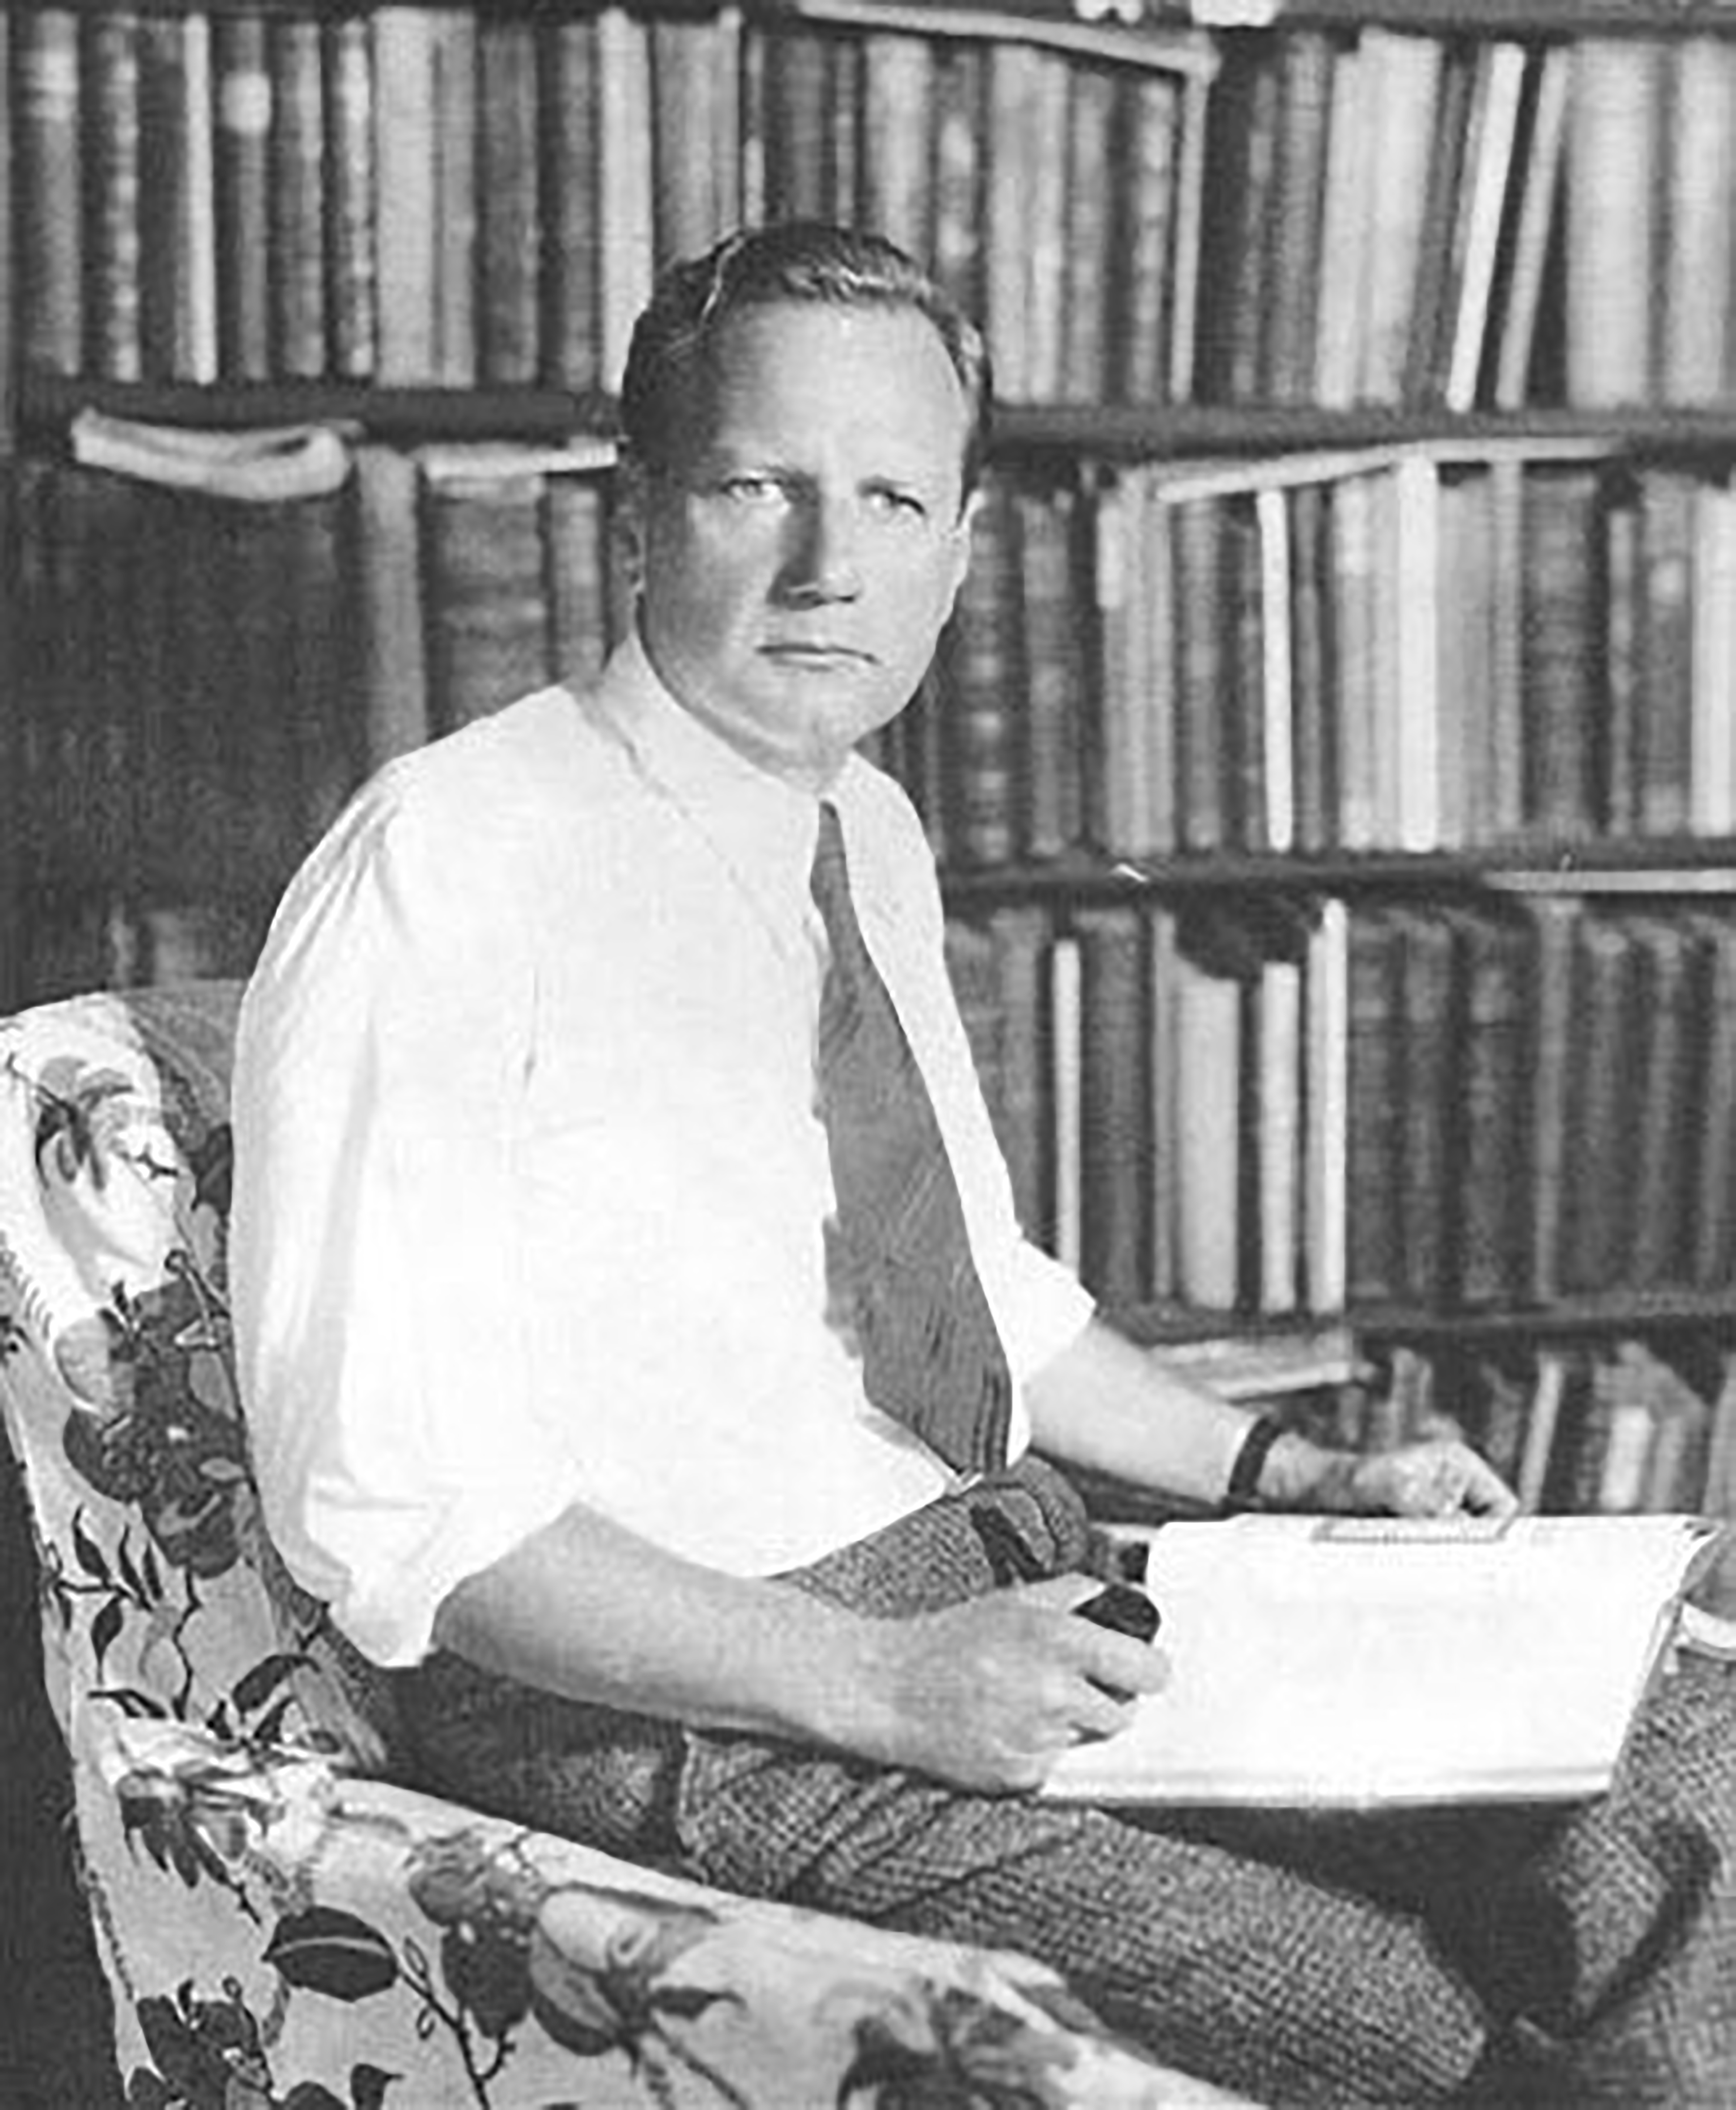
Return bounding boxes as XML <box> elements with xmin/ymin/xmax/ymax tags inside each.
<box><xmin>82</xmin><ymin>1713</ymin><xmax>1256</xmax><ymax>2108</ymax></box>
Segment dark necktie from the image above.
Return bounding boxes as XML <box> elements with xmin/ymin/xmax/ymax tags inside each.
<box><xmin>809</xmin><ymin>801</ymin><xmax>1013</xmax><ymax>1474</ymax></box>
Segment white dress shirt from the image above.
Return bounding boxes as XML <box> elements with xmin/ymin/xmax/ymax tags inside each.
<box><xmin>231</xmin><ymin>635</ymin><xmax>1096</xmax><ymax>1666</ymax></box>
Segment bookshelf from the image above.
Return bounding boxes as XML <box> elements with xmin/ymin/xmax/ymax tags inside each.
<box><xmin>5</xmin><ymin>0</ymin><xmax>1736</xmax><ymax>1518</ymax></box>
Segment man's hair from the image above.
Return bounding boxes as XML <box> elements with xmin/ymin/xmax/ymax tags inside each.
<box><xmin>619</xmin><ymin>221</ymin><xmax>993</xmax><ymax>502</ymax></box>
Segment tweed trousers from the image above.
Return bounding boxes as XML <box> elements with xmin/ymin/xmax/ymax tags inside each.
<box><xmin>396</xmin><ymin>1459</ymin><xmax>1736</xmax><ymax>2108</ymax></box>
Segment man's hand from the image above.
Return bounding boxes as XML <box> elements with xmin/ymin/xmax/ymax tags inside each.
<box><xmin>1269</xmin><ymin>1433</ymin><xmax>1518</xmax><ymax>1519</ymax></box>
<box><xmin>846</xmin><ymin>1575</ymin><xmax>1169</xmax><ymax>1795</ymax></box>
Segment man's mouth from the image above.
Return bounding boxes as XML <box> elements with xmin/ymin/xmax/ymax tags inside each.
<box><xmin>760</xmin><ymin>643</ymin><xmax>874</xmax><ymax>666</ymax></box>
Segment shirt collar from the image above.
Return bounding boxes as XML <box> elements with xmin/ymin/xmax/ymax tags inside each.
<box><xmin>590</xmin><ymin>627</ymin><xmax>871</xmax><ymax>944</ymax></box>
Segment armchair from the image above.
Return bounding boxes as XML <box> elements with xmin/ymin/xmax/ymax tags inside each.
<box><xmin>0</xmin><ymin>980</ymin><xmax>1251</xmax><ymax>2109</ymax></box>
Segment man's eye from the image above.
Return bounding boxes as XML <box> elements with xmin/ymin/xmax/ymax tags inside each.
<box><xmin>721</xmin><ymin>475</ymin><xmax>786</xmax><ymax>505</ymax></box>
<box><xmin>865</xmin><ymin>487</ymin><xmax>928</xmax><ymax>523</ymax></box>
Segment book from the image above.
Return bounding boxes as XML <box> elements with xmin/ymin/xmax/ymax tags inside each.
<box><xmin>1170</xmin><ymin>493</ymin><xmax>1229</xmax><ymax>852</ymax></box>
<box><xmin>212</xmin><ymin>9</ymin><xmax>271</xmax><ymax>383</ymax></box>
<box><xmin>1564</xmin><ymin>38</ymin><xmax>1659</xmax><ymax>408</ymax></box>
<box><xmin>544</xmin><ymin>471</ymin><xmax>611</xmax><ymax>695</ymax></box>
<box><xmin>1558</xmin><ymin>910</ymin><xmax>1644</xmax><ymax>1296</ymax></box>
<box><xmin>988</xmin><ymin>904</ymin><xmax>1052</xmax><ymax>1246</ymax></box>
<box><xmin>1075</xmin><ymin>904</ymin><xmax>1149</xmax><ymax>1311</ymax></box>
<box><xmin>983</xmin><ymin>40</ymin><xmax>1038</xmax><ymax>402</ymax></box>
<box><xmin>136</xmin><ymin>8</ymin><xmax>215</xmax><ymax>383</ymax></box>
<box><xmin>1452</xmin><ymin>906</ymin><xmax>1532</xmax><ymax>1307</ymax></box>
<box><xmin>1015</xmin><ymin>483</ymin><xmax>1084</xmax><ymax>862</ymax></box>
<box><xmin>352</xmin><ymin>444</ymin><xmax>430</xmax><ymax>770</ymax></box>
<box><xmin>1659</xmin><ymin>37</ymin><xmax>1736</xmax><ymax>408</ymax></box>
<box><xmin>85</xmin><ymin>7</ymin><xmax>144</xmax><ymax>383</ymax></box>
<box><xmin>476</xmin><ymin>14</ymin><xmax>541</xmax><ymax>387</ymax></box>
<box><xmin>1354</xmin><ymin>29</ymin><xmax>1444</xmax><ymax>406</ymax></box>
<box><xmin>1390</xmin><ymin>906</ymin><xmax>1459</xmax><ymax>1310</ymax></box>
<box><xmin>940</xmin><ymin>473</ymin><xmax>1023</xmax><ymax>870</ymax></box>
<box><xmin>1171</xmin><ymin>915</ymin><xmax>1247</xmax><ymax>1313</ymax></box>
<box><xmin>323</xmin><ymin>15</ymin><xmax>375</xmax><ymax>382</ymax></box>
<box><xmin>67</xmin><ymin>409</ymin><xmax>353</xmax><ymax>505</ymax></box>
<box><xmin>1440</xmin><ymin>41</ymin><xmax>1527</xmax><ymax>412</ymax></box>
<box><xmin>861</xmin><ymin>32</ymin><xmax>935</xmax><ymax>274</ymax></box>
<box><xmin>931</xmin><ymin>38</ymin><xmax>986</xmax><ymax>325</ymax></box>
<box><xmin>1193</xmin><ymin>34</ymin><xmax>1282</xmax><ymax>406</ymax></box>
<box><xmin>1691</xmin><ymin>477</ymin><xmax>1736</xmax><ymax>836</ymax></box>
<box><xmin>268</xmin><ymin>13</ymin><xmax>326</xmax><ymax>380</ymax></box>
<box><xmin>1690</xmin><ymin>911</ymin><xmax>1736</xmax><ymax>1292</ymax></box>
<box><xmin>1302</xmin><ymin>896</ymin><xmax>1349</xmax><ymax>1315</ymax></box>
<box><xmin>1048</xmin><ymin>932</ymin><xmax>1083</xmax><ymax>1275</ymax></box>
<box><xmin>597</xmin><ymin>7</ymin><xmax>655</xmax><ymax>396</ymax></box>
<box><xmin>1287</xmin><ymin>478</ymin><xmax>1336</xmax><ymax>851</ymax></box>
<box><xmin>372</xmin><ymin>7</ymin><xmax>439</xmax><ymax>386</ymax></box>
<box><xmin>1059</xmin><ymin>60</ymin><xmax>1117</xmax><ymax>407</ymax></box>
<box><xmin>1345</xmin><ymin>906</ymin><xmax>1403</xmax><ymax>1308</ymax></box>
<box><xmin>541</xmin><ymin>11</ymin><xmax>601</xmax><ymax>395</ymax></box>
<box><xmin>1111</xmin><ymin>67</ymin><xmax>1182</xmax><ymax>406</ymax></box>
<box><xmin>420</xmin><ymin>455</ymin><xmax>553</xmax><ymax>733</ymax></box>
<box><xmin>1520</xmin><ymin>464</ymin><xmax>1602</xmax><ymax>842</ymax></box>
<box><xmin>1627</xmin><ymin>916</ymin><xmax>1702</xmax><ymax>1291</ymax></box>
<box><xmin>1261</xmin><ymin>30</ymin><xmax>1333</xmax><ymax>405</ymax></box>
<box><xmin>651</xmin><ymin>13</ymin><xmax>736</xmax><ymax>272</ymax></box>
<box><xmin>15</xmin><ymin>8</ymin><xmax>82</xmax><ymax>379</ymax></box>
<box><xmin>1638</xmin><ymin>467</ymin><xmax>1698</xmax><ymax>838</ymax></box>
<box><xmin>761</xmin><ymin>25</ymin><xmax>830</xmax><ymax>223</ymax></box>
<box><xmin>429</xmin><ymin>7</ymin><xmax>477</xmax><ymax>387</ymax></box>
<box><xmin>1043</xmin><ymin>1511</ymin><xmax>1721</xmax><ymax>1807</ymax></box>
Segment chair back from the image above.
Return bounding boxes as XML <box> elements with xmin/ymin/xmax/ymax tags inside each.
<box><xmin>0</xmin><ymin>982</ymin><xmax>395</xmax><ymax>1774</ymax></box>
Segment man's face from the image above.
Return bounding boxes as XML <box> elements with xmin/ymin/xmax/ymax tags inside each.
<box><xmin>634</xmin><ymin>301</ymin><xmax>978</xmax><ymax>791</ymax></box>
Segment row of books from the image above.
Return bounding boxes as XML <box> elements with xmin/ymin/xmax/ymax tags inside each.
<box><xmin>8</xmin><ymin>4</ymin><xmax>1205</xmax><ymax>403</ymax></box>
<box><xmin>6</xmin><ymin>425</ymin><xmax>631</xmax><ymax>914</ymax></box>
<box><xmin>1198</xmin><ymin>30</ymin><xmax>1736</xmax><ymax>413</ymax></box>
<box><xmin>14</xmin><ymin>10</ymin><xmax>1736</xmax><ymax>415</ymax></box>
<box><xmin>916</xmin><ymin>443</ymin><xmax>1736</xmax><ymax>871</ymax></box>
<box><xmin>945</xmin><ymin>893</ymin><xmax>1736</xmax><ymax>1320</ymax></box>
<box><xmin>1347</xmin><ymin>1338</ymin><xmax>1736</xmax><ymax>1554</ymax></box>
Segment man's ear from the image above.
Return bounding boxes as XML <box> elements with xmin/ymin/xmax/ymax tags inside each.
<box><xmin>614</xmin><ymin>453</ymin><xmax>650</xmax><ymax>596</ymax></box>
<box><xmin>942</xmin><ymin>485</ymin><xmax>984</xmax><ymax>605</ymax></box>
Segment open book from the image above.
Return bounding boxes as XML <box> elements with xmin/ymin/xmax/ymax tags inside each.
<box><xmin>1043</xmin><ymin>1512</ymin><xmax>1723</xmax><ymax>1809</ymax></box>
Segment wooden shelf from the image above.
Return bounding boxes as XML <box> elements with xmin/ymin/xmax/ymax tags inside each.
<box><xmin>940</xmin><ymin>844</ymin><xmax>1736</xmax><ymax>907</ymax></box>
<box><xmin>28</xmin><ymin>377</ymin><xmax>1736</xmax><ymax>464</ymax></box>
<box><xmin>1118</xmin><ymin>1295</ymin><xmax>1736</xmax><ymax>1349</ymax></box>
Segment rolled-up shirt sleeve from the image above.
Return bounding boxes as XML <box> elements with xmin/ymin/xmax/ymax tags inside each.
<box><xmin>231</xmin><ymin>779</ymin><xmax>580</xmax><ymax>1666</ymax></box>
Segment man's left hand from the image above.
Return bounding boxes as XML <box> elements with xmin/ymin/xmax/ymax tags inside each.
<box><xmin>1330</xmin><ymin>1438</ymin><xmax>1517</xmax><ymax>1519</ymax></box>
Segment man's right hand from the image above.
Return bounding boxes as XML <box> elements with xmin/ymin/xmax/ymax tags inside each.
<box><xmin>843</xmin><ymin>1574</ymin><xmax>1170</xmax><ymax>1795</ymax></box>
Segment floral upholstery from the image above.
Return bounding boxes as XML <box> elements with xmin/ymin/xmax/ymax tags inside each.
<box><xmin>0</xmin><ymin>982</ymin><xmax>1253</xmax><ymax>2110</ymax></box>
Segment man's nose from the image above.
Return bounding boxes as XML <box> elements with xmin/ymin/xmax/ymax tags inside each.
<box><xmin>778</xmin><ymin>495</ymin><xmax>864</xmax><ymax>604</ymax></box>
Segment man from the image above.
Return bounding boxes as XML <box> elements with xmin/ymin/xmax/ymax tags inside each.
<box><xmin>232</xmin><ymin>224</ymin><xmax>1736</xmax><ymax>2105</ymax></box>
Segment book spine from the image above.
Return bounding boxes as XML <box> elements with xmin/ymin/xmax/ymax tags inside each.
<box><xmin>268</xmin><ymin>13</ymin><xmax>326</xmax><ymax>380</ymax></box>
<box><xmin>861</xmin><ymin>32</ymin><xmax>935</xmax><ymax>273</ymax></box>
<box><xmin>941</xmin><ymin>472</ymin><xmax>1024</xmax><ymax>870</ymax></box>
<box><xmin>650</xmin><ymin>14</ymin><xmax>731</xmax><ymax>273</ymax></box>
<box><xmin>1021</xmin><ymin>46</ymin><xmax>1071</xmax><ymax>406</ymax></box>
<box><xmin>420</xmin><ymin>460</ymin><xmax>553</xmax><ymax>733</ymax></box>
<box><xmin>1262</xmin><ymin>30</ymin><xmax>1333</xmax><ymax>407</ymax></box>
<box><xmin>1638</xmin><ymin>467</ymin><xmax>1697</xmax><ymax>838</ymax></box>
<box><xmin>1059</xmin><ymin>60</ymin><xmax>1116</xmax><ymax>407</ymax></box>
<box><xmin>212</xmin><ymin>9</ymin><xmax>271</xmax><ymax>383</ymax></box>
<box><xmin>988</xmin><ymin>904</ymin><xmax>1053</xmax><ymax>1246</ymax></box>
<box><xmin>541</xmin><ymin>13</ymin><xmax>600</xmax><ymax>396</ymax></box>
<box><xmin>1110</xmin><ymin>68</ymin><xmax>1180</xmax><ymax>407</ymax></box>
<box><xmin>1559</xmin><ymin>910</ymin><xmax>1644</xmax><ymax>1295</ymax></box>
<box><xmin>1392</xmin><ymin>906</ymin><xmax>1460</xmax><ymax>1310</ymax></box>
<box><xmin>84</xmin><ymin>9</ymin><xmax>144</xmax><ymax>383</ymax></box>
<box><xmin>1627</xmin><ymin>916</ymin><xmax>1700</xmax><ymax>1291</ymax></box>
<box><xmin>1345</xmin><ymin>906</ymin><xmax>1403</xmax><ymax>1309</ymax></box>
<box><xmin>1692</xmin><ymin>912</ymin><xmax>1736</xmax><ymax>1292</ymax></box>
<box><xmin>597</xmin><ymin>7</ymin><xmax>655</xmax><ymax>396</ymax></box>
<box><xmin>931</xmin><ymin>39</ymin><xmax>986</xmax><ymax>327</ymax></box>
<box><xmin>475</xmin><ymin>14</ymin><xmax>541</xmax><ymax>388</ymax></box>
<box><xmin>545</xmin><ymin>471</ymin><xmax>612</xmax><ymax>697</ymax></box>
<box><xmin>1520</xmin><ymin>464</ymin><xmax>1603</xmax><ymax>842</ymax></box>
<box><xmin>1171</xmin><ymin>493</ymin><xmax>1228</xmax><ymax>852</ymax></box>
<box><xmin>323</xmin><ymin>16</ymin><xmax>376</xmax><ymax>383</ymax></box>
<box><xmin>353</xmin><ymin>443</ymin><xmax>431</xmax><ymax>770</ymax></box>
<box><xmin>430</xmin><ymin>9</ymin><xmax>477</xmax><ymax>387</ymax></box>
<box><xmin>1075</xmin><ymin>903</ymin><xmax>1150</xmax><ymax>1311</ymax></box>
<box><xmin>1454</xmin><ymin>907</ymin><xmax>1532</xmax><ymax>1307</ymax></box>
<box><xmin>1016</xmin><ymin>484</ymin><xmax>1085</xmax><ymax>862</ymax></box>
<box><xmin>761</xmin><ymin>23</ymin><xmax>828</xmax><ymax>221</ymax></box>
<box><xmin>1564</xmin><ymin>38</ymin><xmax>1659</xmax><ymax>409</ymax></box>
<box><xmin>15</xmin><ymin>8</ymin><xmax>82</xmax><ymax>379</ymax></box>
